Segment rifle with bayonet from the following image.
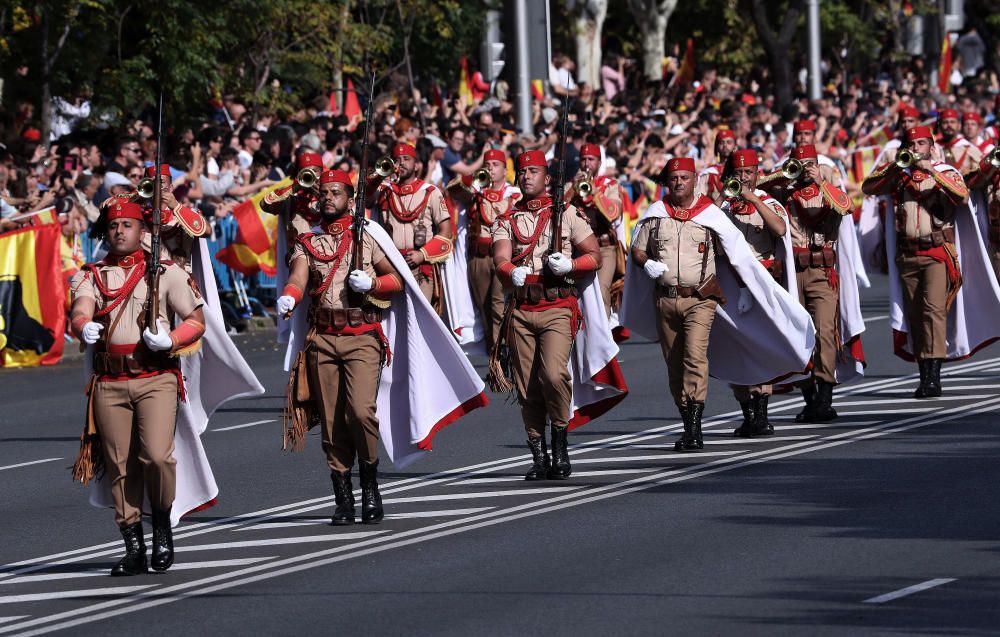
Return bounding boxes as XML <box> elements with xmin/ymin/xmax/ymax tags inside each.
<box><xmin>145</xmin><ymin>92</ymin><xmax>165</xmax><ymax>335</ymax></box>
<box><xmin>349</xmin><ymin>71</ymin><xmax>378</xmax><ymax>305</ymax></box>
<box><xmin>546</xmin><ymin>96</ymin><xmax>572</xmax><ymax>281</ymax></box>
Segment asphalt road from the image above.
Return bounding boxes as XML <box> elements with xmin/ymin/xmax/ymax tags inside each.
<box><xmin>2</xmin><ymin>273</ymin><xmax>1000</xmax><ymax>636</ymax></box>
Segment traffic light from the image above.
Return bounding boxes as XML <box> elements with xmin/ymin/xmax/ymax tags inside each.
<box><xmin>481</xmin><ymin>10</ymin><xmax>505</xmax><ymax>82</ymax></box>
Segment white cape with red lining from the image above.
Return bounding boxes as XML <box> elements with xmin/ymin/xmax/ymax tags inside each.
<box><xmin>620</xmin><ymin>199</ymin><xmax>816</xmax><ymax>386</ymax></box>
<box><xmin>857</xmin><ymin>163</ymin><xmax>1000</xmax><ymax>361</ymax></box>
<box><xmin>284</xmin><ymin>219</ymin><xmax>488</xmax><ymax>467</ymax></box>
<box><xmin>442</xmin><ymin>198</ymin><xmax>485</xmax><ymax>354</ymax></box>
<box><xmin>87</xmin><ymin>239</ymin><xmax>265</xmax><ymax>527</ymax></box>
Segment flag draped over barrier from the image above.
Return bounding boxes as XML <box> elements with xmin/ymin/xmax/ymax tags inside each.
<box><xmin>214</xmin><ymin>178</ymin><xmax>291</xmax><ymax>276</ymax></box>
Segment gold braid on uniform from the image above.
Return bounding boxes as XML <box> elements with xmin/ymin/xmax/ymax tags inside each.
<box><xmin>71</xmin><ymin>376</ymin><xmax>103</xmax><ymax>485</ymax></box>
<box><xmin>931</xmin><ymin>168</ymin><xmax>970</xmax><ymax>201</ymax></box>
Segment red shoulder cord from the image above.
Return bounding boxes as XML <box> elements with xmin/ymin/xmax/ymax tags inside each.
<box><xmin>386</xmin><ymin>187</ymin><xmax>432</xmax><ymax>223</ymax></box>
<box><xmin>510</xmin><ymin>209</ymin><xmax>553</xmax><ymax>265</ymax></box>
<box><xmin>85</xmin><ymin>262</ymin><xmax>147</xmax><ymax>319</ymax></box>
<box><xmin>301</xmin><ymin>231</ymin><xmax>354</xmax><ymax>298</ymax></box>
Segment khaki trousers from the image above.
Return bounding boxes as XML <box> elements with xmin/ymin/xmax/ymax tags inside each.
<box><xmin>732</xmin><ymin>384</ymin><xmax>773</xmax><ymax>402</ymax></box>
<box><xmin>509</xmin><ymin>307</ymin><xmax>574</xmax><ymax>438</ymax></box>
<box><xmin>655</xmin><ymin>296</ymin><xmax>718</xmax><ymax>406</ymax></box>
<box><xmin>796</xmin><ymin>267</ymin><xmax>840</xmax><ymax>384</ymax></box>
<box><xmin>897</xmin><ymin>253</ymin><xmax>949</xmax><ymax>360</ymax></box>
<box><xmin>597</xmin><ymin>244</ymin><xmax>619</xmax><ymax>318</ymax></box>
<box><xmin>468</xmin><ymin>253</ymin><xmax>505</xmax><ymax>351</ymax></box>
<box><xmin>93</xmin><ymin>373</ymin><xmax>178</xmax><ymax>527</ymax></box>
<box><xmin>307</xmin><ymin>333</ymin><xmax>383</xmax><ymax>472</ymax></box>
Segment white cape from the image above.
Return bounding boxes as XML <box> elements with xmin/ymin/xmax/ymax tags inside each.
<box><xmin>442</xmin><ymin>199</ymin><xmax>485</xmax><ymax>354</ymax></box>
<box><xmin>88</xmin><ymin>239</ymin><xmax>265</xmax><ymax>527</ymax></box>
<box><xmin>284</xmin><ymin>219</ymin><xmax>488</xmax><ymax>467</ymax></box>
<box><xmin>621</xmin><ymin>200</ymin><xmax>816</xmax><ymax>386</ymax></box>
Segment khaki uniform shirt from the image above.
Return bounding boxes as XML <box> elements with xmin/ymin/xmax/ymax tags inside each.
<box><xmin>375</xmin><ymin>180</ymin><xmax>450</xmax><ymax>253</ymax></box>
<box><xmin>941</xmin><ymin>138</ymin><xmax>983</xmax><ymax>179</ymax></box>
<box><xmin>721</xmin><ymin>189</ymin><xmax>786</xmax><ymax>261</ymax></box>
<box><xmin>893</xmin><ymin>168</ymin><xmax>959</xmax><ymax>239</ymax></box>
<box><xmin>784</xmin><ymin>185</ymin><xmax>843</xmax><ymax>249</ymax></box>
<box><xmin>633</xmin><ymin>209</ymin><xmax>717</xmax><ymax>288</ymax></box>
<box><xmin>493</xmin><ymin>198</ymin><xmax>592</xmax><ymax>274</ymax></box>
<box><xmin>289</xmin><ymin>223</ymin><xmax>386</xmax><ymax>310</ymax></box>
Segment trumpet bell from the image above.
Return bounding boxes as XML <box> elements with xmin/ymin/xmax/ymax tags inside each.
<box><xmin>895</xmin><ymin>148</ymin><xmax>916</xmax><ymax>169</ymax></box>
<box><xmin>782</xmin><ymin>158</ymin><xmax>804</xmax><ymax>182</ymax></box>
<box><xmin>988</xmin><ymin>148</ymin><xmax>1000</xmax><ymax>169</ymax></box>
<box><xmin>374</xmin><ymin>156</ymin><xmax>396</xmax><ymax>178</ymax></box>
<box><xmin>297</xmin><ymin>168</ymin><xmax>319</xmax><ymax>188</ymax></box>
<box><xmin>136</xmin><ymin>178</ymin><xmax>156</xmax><ymax>199</ymax></box>
<box><xmin>472</xmin><ymin>168</ymin><xmax>492</xmax><ymax>190</ymax></box>
<box><xmin>723</xmin><ymin>178</ymin><xmax>743</xmax><ymax>198</ymax></box>
<box><xmin>574</xmin><ymin>180</ymin><xmax>594</xmax><ymax>197</ymax></box>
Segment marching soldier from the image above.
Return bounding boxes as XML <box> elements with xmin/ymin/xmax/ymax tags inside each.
<box><xmin>696</xmin><ymin>129</ymin><xmax>737</xmax><ymax>200</ymax></box>
<box><xmin>568</xmin><ymin>143</ymin><xmax>625</xmax><ymax>318</ymax></box>
<box><xmin>70</xmin><ymin>200</ymin><xmax>206</xmax><ymax>575</ymax></box>
<box><xmin>447</xmin><ymin>149</ymin><xmax>520</xmax><ymax>350</ymax></box>
<box><xmin>492</xmin><ymin>150</ymin><xmax>602</xmax><ymax>480</ymax></box>
<box><xmin>367</xmin><ymin>143</ymin><xmax>454</xmax><ymax>310</ymax></box>
<box><xmin>277</xmin><ymin>169</ymin><xmax>404</xmax><ymax>525</ymax></box>
<box><xmin>778</xmin><ymin>119</ymin><xmax>845</xmax><ymax>189</ymax></box>
<box><xmin>863</xmin><ymin>126</ymin><xmax>969</xmax><ymax>397</ymax></box>
<box><xmin>261</xmin><ymin>151</ymin><xmax>324</xmax><ymax>247</ymax></box>
<box><xmin>969</xmin><ymin>135</ymin><xmax>1000</xmax><ymax>280</ymax></box>
<box><xmin>717</xmin><ymin>149</ymin><xmax>789</xmax><ymax>437</ymax></box>
<box><xmin>938</xmin><ymin>108</ymin><xmax>983</xmax><ymax>179</ymax></box>
<box><xmin>764</xmin><ymin>145</ymin><xmax>854</xmax><ymax>421</ymax></box>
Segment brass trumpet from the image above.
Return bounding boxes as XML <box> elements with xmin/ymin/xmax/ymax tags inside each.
<box><xmin>137</xmin><ymin>177</ymin><xmax>156</xmax><ymax>199</ymax></box>
<box><xmin>472</xmin><ymin>168</ymin><xmax>492</xmax><ymax>190</ymax></box>
<box><xmin>374</xmin><ymin>155</ymin><xmax>396</xmax><ymax>178</ymax></box>
<box><xmin>297</xmin><ymin>167</ymin><xmax>319</xmax><ymax>188</ymax></box>
<box><xmin>987</xmin><ymin>147</ymin><xmax>1000</xmax><ymax>169</ymax></box>
<box><xmin>782</xmin><ymin>158</ymin><xmax>804</xmax><ymax>182</ymax></box>
<box><xmin>895</xmin><ymin>148</ymin><xmax>918</xmax><ymax>169</ymax></box>
<box><xmin>574</xmin><ymin>171</ymin><xmax>594</xmax><ymax>197</ymax></box>
<box><xmin>723</xmin><ymin>177</ymin><xmax>743</xmax><ymax>198</ymax></box>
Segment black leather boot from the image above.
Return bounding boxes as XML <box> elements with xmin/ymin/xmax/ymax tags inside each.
<box><xmin>358</xmin><ymin>459</ymin><xmax>384</xmax><ymax>524</ymax></box>
<box><xmin>675</xmin><ymin>401</ymin><xmax>704</xmax><ymax>452</ymax></box>
<box><xmin>548</xmin><ymin>424</ymin><xmax>572</xmax><ymax>480</ymax></box>
<box><xmin>750</xmin><ymin>393</ymin><xmax>774</xmax><ymax>436</ymax></box>
<box><xmin>733</xmin><ymin>401</ymin><xmax>754</xmax><ymax>437</ymax></box>
<box><xmin>150</xmin><ymin>509</ymin><xmax>174</xmax><ymax>572</ymax></box>
<box><xmin>924</xmin><ymin>359</ymin><xmax>943</xmax><ymax>397</ymax></box>
<box><xmin>525</xmin><ymin>436</ymin><xmax>550</xmax><ymax>481</ymax></box>
<box><xmin>795</xmin><ymin>383</ymin><xmax>817</xmax><ymax>422</ymax></box>
<box><xmin>330</xmin><ymin>470</ymin><xmax>356</xmax><ymax>526</ymax></box>
<box><xmin>811</xmin><ymin>380</ymin><xmax>838</xmax><ymax>422</ymax></box>
<box><xmin>111</xmin><ymin>522</ymin><xmax>148</xmax><ymax>576</ymax></box>
<box><xmin>913</xmin><ymin>359</ymin><xmax>930</xmax><ymax>398</ymax></box>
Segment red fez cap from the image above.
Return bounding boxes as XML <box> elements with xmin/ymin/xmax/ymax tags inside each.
<box><xmin>516</xmin><ymin>150</ymin><xmax>547</xmax><ymax>170</ymax></box>
<box><xmin>484</xmin><ymin>149</ymin><xmax>506</xmax><ymax>163</ymax></box>
<box><xmin>897</xmin><ymin>104</ymin><xmax>920</xmax><ymax>120</ymax></box>
<box><xmin>938</xmin><ymin>108</ymin><xmax>959</xmax><ymax>121</ymax></box>
<box><xmin>319</xmin><ymin>169</ymin><xmax>352</xmax><ymax>186</ymax></box>
<box><xmin>144</xmin><ymin>165</ymin><xmax>171</xmax><ymax>178</ymax></box>
<box><xmin>666</xmin><ymin>157</ymin><xmax>696</xmax><ymax>173</ymax></box>
<box><xmin>962</xmin><ymin>111</ymin><xmax>983</xmax><ymax>124</ymax></box>
<box><xmin>107</xmin><ymin>201</ymin><xmax>145</xmax><ymax>222</ymax></box>
<box><xmin>580</xmin><ymin>143</ymin><xmax>601</xmax><ymax>158</ymax></box>
<box><xmin>729</xmin><ymin>149</ymin><xmax>759</xmax><ymax>168</ymax></box>
<box><xmin>715</xmin><ymin>129</ymin><xmax>736</xmax><ymax>143</ymax></box>
<box><xmin>296</xmin><ymin>152</ymin><xmax>323</xmax><ymax>171</ymax></box>
<box><xmin>392</xmin><ymin>143</ymin><xmax>417</xmax><ymax>159</ymax></box>
<box><xmin>22</xmin><ymin>128</ymin><xmax>41</xmax><ymax>142</ymax></box>
<box><xmin>793</xmin><ymin>119</ymin><xmax>818</xmax><ymax>133</ymax></box>
<box><xmin>792</xmin><ymin>145</ymin><xmax>818</xmax><ymax>160</ymax></box>
<box><xmin>905</xmin><ymin>125</ymin><xmax>933</xmax><ymax>142</ymax></box>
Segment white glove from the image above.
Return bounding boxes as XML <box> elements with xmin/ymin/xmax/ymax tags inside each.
<box><xmin>547</xmin><ymin>252</ymin><xmax>572</xmax><ymax>276</ymax></box>
<box><xmin>276</xmin><ymin>295</ymin><xmax>296</xmax><ymax>316</ymax></box>
<box><xmin>511</xmin><ymin>266</ymin><xmax>530</xmax><ymax>287</ymax></box>
<box><xmin>81</xmin><ymin>322</ymin><xmax>103</xmax><ymax>345</ymax></box>
<box><xmin>737</xmin><ymin>288</ymin><xmax>754</xmax><ymax>314</ymax></box>
<box><xmin>142</xmin><ymin>320</ymin><xmax>174</xmax><ymax>352</ymax></box>
<box><xmin>643</xmin><ymin>259</ymin><xmax>669</xmax><ymax>279</ymax></box>
<box><xmin>348</xmin><ymin>269</ymin><xmax>374</xmax><ymax>293</ymax></box>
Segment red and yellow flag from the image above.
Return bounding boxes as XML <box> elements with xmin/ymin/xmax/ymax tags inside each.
<box><xmin>670</xmin><ymin>38</ymin><xmax>696</xmax><ymax>88</ymax></box>
<box><xmin>0</xmin><ymin>224</ymin><xmax>66</xmax><ymax>367</ymax></box>
<box><xmin>344</xmin><ymin>78</ymin><xmax>361</xmax><ymax>122</ymax></box>
<box><xmin>458</xmin><ymin>57</ymin><xmax>473</xmax><ymax>108</ymax></box>
<box><xmin>938</xmin><ymin>33</ymin><xmax>953</xmax><ymax>94</ymax></box>
<box><xmin>214</xmin><ymin>179</ymin><xmax>290</xmax><ymax>277</ymax></box>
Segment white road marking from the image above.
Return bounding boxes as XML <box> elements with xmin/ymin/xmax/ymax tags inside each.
<box><xmin>384</xmin><ymin>508</ymin><xmax>495</xmax><ymax>519</ymax></box>
<box><xmin>0</xmin><ymin>618</ymin><xmax>27</xmax><ymax>626</ymax></box>
<box><xmin>177</xmin><ymin>533</ymin><xmax>389</xmax><ymax>551</ymax></box>
<box><xmin>382</xmin><ymin>487</ymin><xmax>580</xmax><ymax>504</ymax></box>
<box><xmin>450</xmin><ymin>477</ymin><xmax>526</xmax><ymax>486</ymax></box>
<box><xmin>3</xmin><ymin>355</ymin><xmax>999</xmax><ymax>584</ymax></box>
<box><xmin>233</xmin><ymin>520</ymin><xmax>327</xmax><ymax>531</ymax></box>
<box><xmin>571</xmin><ymin>451</ymin><xmax>747</xmax><ymax>464</ymax></box>
<box><xmin>0</xmin><ymin>459</ymin><xmax>62</xmax><ymax>472</ymax></box>
<box><xmin>834</xmin><ymin>395</ymin><xmax>991</xmax><ymax>406</ymax></box>
<box><xmin>5</xmin><ymin>396</ymin><xmax>1000</xmax><ymax>636</ymax></box>
<box><xmin>864</xmin><ymin>314</ymin><xmax>889</xmax><ymax>322</ymax></box>
<box><xmin>877</xmin><ymin>384</ymin><xmax>1000</xmax><ymax>393</ymax></box>
<box><xmin>169</xmin><ymin>558</ymin><xmax>277</xmax><ymax>570</ymax></box>
<box><xmin>702</xmin><ymin>435</ymin><xmax>816</xmax><ymax>443</ymax></box>
<box><xmin>0</xmin><ymin>586</ymin><xmax>155</xmax><ymax>605</ymax></box>
<box><xmin>771</xmin><ymin>421</ymin><xmax>880</xmax><ymax>430</ymax></box>
<box><xmin>837</xmin><ymin>408</ymin><xmax>930</xmax><ymax>415</ymax></box>
<box><xmin>211</xmin><ymin>420</ymin><xmax>273</xmax><ymax>432</ymax></box>
<box><xmin>0</xmin><ymin>557</ymin><xmax>278</xmax><ymax>584</ymax></box>
<box><xmin>862</xmin><ymin>578</ymin><xmax>956</xmax><ymax>604</ymax></box>
<box><xmin>570</xmin><ymin>468</ymin><xmax>659</xmax><ymax>477</ymax></box>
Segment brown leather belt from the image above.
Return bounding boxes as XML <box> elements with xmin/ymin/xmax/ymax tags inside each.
<box><xmin>513</xmin><ymin>283</ymin><xmax>579</xmax><ymax>304</ymax></box>
<box><xmin>596</xmin><ymin>233</ymin><xmax>617</xmax><ymax>248</ymax></box>
<box><xmin>470</xmin><ymin>236</ymin><xmax>492</xmax><ymax>258</ymax></box>
<box><xmin>897</xmin><ymin>227</ymin><xmax>955</xmax><ymax>253</ymax></box>
<box><xmin>656</xmin><ymin>283</ymin><xmax>699</xmax><ymax>299</ymax></box>
<box><xmin>309</xmin><ymin>306</ymin><xmax>383</xmax><ymax>331</ymax></box>
<box><xmin>793</xmin><ymin>246</ymin><xmax>837</xmax><ymax>271</ymax></box>
<box><xmin>93</xmin><ymin>350</ymin><xmax>176</xmax><ymax>376</ymax></box>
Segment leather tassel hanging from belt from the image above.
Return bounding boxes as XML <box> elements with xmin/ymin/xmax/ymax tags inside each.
<box><xmin>71</xmin><ymin>375</ymin><xmax>103</xmax><ymax>485</ymax></box>
<box><xmin>282</xmin><ymin>328</ymin><xmax>318</xmax><ymax>451</ymax></box>
<box><xmin>486</xmin><ymin>299</ymin><xmax>517</xmax><ymax>396</ymax></box>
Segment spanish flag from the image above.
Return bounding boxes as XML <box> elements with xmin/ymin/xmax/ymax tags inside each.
<box><xmin>459</xmin><ymin>57</ymin><xmax>473</xmax><ymax>107</ymax></box>
<box><xmin>0</xmin><ymin>224</ymin><xmax>65</xmax><ymax>367</ymax></box>
<box><xmin>669</xmin><ymin>38</ymin><xmax>696</xmax><ymax>88</ymax></box>
<box><xmin>938</xmin><ymin>32</ymin><xmax>953</xmax><ymax>95</ymax></box>
<box><xmin>215</xmin><ymin>179</ymin><xmax>290</xmax><ymax>277</ymax></box>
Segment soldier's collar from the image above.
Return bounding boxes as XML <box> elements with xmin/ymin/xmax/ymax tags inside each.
<box><xmin>522</xmin><ymin>195</ymin><xmax>553</xmax><ymax>212</ymax></box>
<box><xmin>321</xmin><ymin>215</ymin><xmax>351</xmax><ymax>235</ymax></box>
<box><xmin>394</xmin><ymin>178</ymin><xmax>425</xmax><ymax>195</ymax></box>
<box><xmin>794</xmin><ymin>183</ymin><xmax>820</xmax><ymax>199</ymax></box>
<box><xmin>105</xmin><ymin>249</ymin><xmax>146</xmax><ymax>268</ymax></box>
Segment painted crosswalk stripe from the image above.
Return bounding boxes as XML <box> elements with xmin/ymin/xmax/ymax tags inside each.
<box><xmin>837</xmin><ymin>408</ymin><xmax>929</xmax><ymax>415</ymax></box>
<box><xmin>0</xmin><ymin>458</ymin><xmax>62</xmax><ymax>472</ymax></box>
<box><xmin>877</xmin><ymin>385</ymin><xmax>1000</xmax><ymax>393</ymax></box>
<box><xmin>571</xmin><ymin>451</ymin><xmax>746</xmax><ymax>464</ymax></box>
<box><xmin>384</xmin><ymin>508</ymin><xmax>495</xmax><ymax>519</ymax></box>
<box><xmin>0</xmin><ymin>557</ymin><xmax>277</xmax><ymax>584</ymax></box>
<box><xmin>770</xmin><ymin>421</ymin><xmax>880</xmax><ymax>430</ymax></box>
<box><xmin>383</xmin><ymin>487</ymin><xmax>580</xmax><ymax>504</ymax></box>
<box><xmin>177</xmin><ymin>533</ymin><xmax>388</xmax><ymax>551</ymax></box>
<box><xmin>701</xmin><ymin>435</ymin><xmax>815</xmax><ymax>442</ymax></box>
<box><xmin>211</xmin><ymin>420</ymin><xmax>273</xmax><ymax>432</ymax></box>
<box><xmin>862</xmin><ymin>578</ymin><xmax>956</xmax><ymax>604</ymax></box>
<box><xmin>834</xmin><ymin>395</ymin><xmax>990</xmax><ymax>406</ymax></box>
<box><xmin>570</xmin><ymin>468</ymin><xmax>659</xmax><ymax>477</ymax></box>
<box><xmin>0</xmin><ymin>618</ymin><xmax>28</xmax><ymax>626</ymax></box>
<box><xmin>0</xmin><ymin>586</ymin><xmax>155</xmax><ymax>605</ymax></box>
<box><xmin>450</xmin><ymin>477</ymin><xmax>526</xmax><ymax>486</ymax></box>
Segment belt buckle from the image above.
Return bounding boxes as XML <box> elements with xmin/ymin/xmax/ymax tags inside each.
<box><xmin>665</xmin><ymin>285</ymin><xmax>677</xmax><ymax>298</ymax></box>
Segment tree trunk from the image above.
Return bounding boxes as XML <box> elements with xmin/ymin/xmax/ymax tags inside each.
<box><xmin>745</xmin><ymin>0</ymin><xmax>804</xmax><ymax>113</ymax></box>
<box><xmin>627</xmin><ymin>0</ymin><xmax>679</xmax><ymax>82</ymax></box>
<box><xmin>569</xmin><ymin>0</ymin><xmax>608</xmax><ymax>88</ymax></box>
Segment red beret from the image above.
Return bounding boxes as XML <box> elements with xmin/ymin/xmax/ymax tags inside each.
<box><xmin>144</xmin><ymin>165</ymin><xmax>171</xmax><ymax>178</ymax></box>
<box><xmin>296</xmin><ymin>152</ymin><xmax>323</xmax><ymax>171</ymax></box>
<box><xmin>905</xmin><ymin>125</ymin><xmax>933</xmax><ymax>142</ymax></box>
<box><xmin>22</xmin><ymin>128</ymin><xmax>41</xmax><ymax>142</ymax></box>
<box><xmin>897</xmin><ymin>104</ymin><xmax>920</xmax><ymax>120</ymax></box>
<box><xmin>392</xmin><ymin>143</ymin><xmax>417</xmax><ymax>159</ymax></box>
<box><xmin>320</xmin><ymin>169</ymin><xmax>352</xmax><ymax>186</ymax></box>
<box><xmin>792</xmin><ymin>145</ymin><xmax>818</xmax><ymax>160</ymax></box>
<box><xmin>962</xmin><ymin>111</ymin><xmax>983</xmax><ymax>124</ymax></box>
<box><xmin>715</xmin><ymin>129</ymin><xmax>737</xmax><ymax>143</ymax></box>
<box><xmin>107</xmin><ymin>201</ymin><xmax>145</xmax><ymax>222</ymax></box>
<box><xmin>580</xmin><ymin>143</ymin><xmax>601</xmax><ymax>158</ymax></box>
<box><xmin>938</xmin><ymin>108</ymin><xmax>959</xmax><ymax>121</ymax></box>
<box><xmin>484</xmin><ymin>149</ymin><xmax>506</xmax><ymax>163</ymax></box>
<box><xmin>729</xmin><ymin>149</ymin><xmax>759</xmax><ymax>168</ymax></box>
<box><xmin>516</xmin><ymin>150</ymin><xmax>547</xmax><ymax>170</ymax></box>
<box><xmin>793</xmin><ymin>119</ymin><xmax>818</xmax><ymax>133</ymax></box>
<box><xmin>666</xmin><ymin>157</ymin><xmax>696</xmax><ymax>173</ymax></box>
